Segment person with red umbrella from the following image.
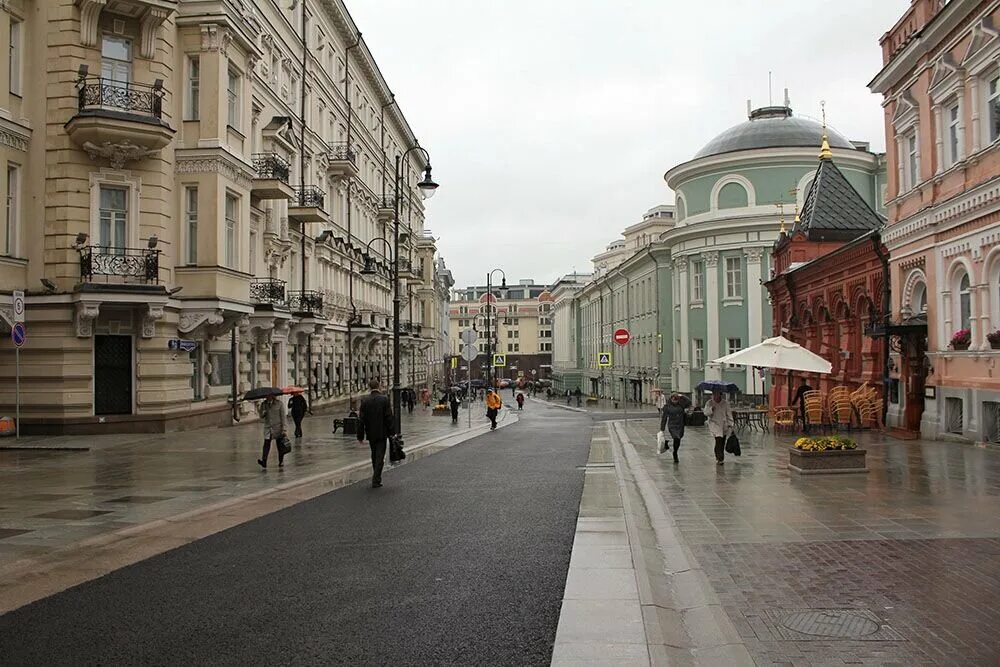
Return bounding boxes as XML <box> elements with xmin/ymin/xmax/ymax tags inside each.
<box><xmin>284</xmin><ymin>386</ymin><xmax>310</xmax><ymax>438</ymax></box>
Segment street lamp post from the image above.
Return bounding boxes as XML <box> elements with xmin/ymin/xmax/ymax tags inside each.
<box><xmin>485</xmin><ymin>269</ymin><xmax>506</xmax><ymax>389</ymax></box>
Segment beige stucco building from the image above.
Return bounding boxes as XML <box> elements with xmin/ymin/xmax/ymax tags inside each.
<box><xmin>0</xmin><ymin>0</ymin><xmax>446</xmax><ymax>433</ymax></box>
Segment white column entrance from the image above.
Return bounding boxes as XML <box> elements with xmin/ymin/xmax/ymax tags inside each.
<box><xmin>745</xmin><ymin>248</ymin><xmax>764</xmax><ymax>393</ymax></box>
<box><xmin>677</xmin><ymin>256</ymin><xmax>691</xmax><ymax>393</ymax></box>
<box><xmin>704</xmin><ymin>251</ymin><xmax>721</xmax><ymax>381</ymax></box>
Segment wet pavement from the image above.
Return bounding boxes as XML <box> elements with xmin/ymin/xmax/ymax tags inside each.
<box><xmin>0</xmin><ymin>404</ymin><xmax>500</xmax><ymax>572</ymax></box>
<box><xmin>620</xmin><ymin>419</ymin><xmax>1000</xmax><ymax>666</ymax></box>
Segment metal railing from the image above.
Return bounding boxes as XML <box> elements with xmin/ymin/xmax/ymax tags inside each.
<box><xmin>378</xmin><ymin>192</ymin><xmax>396</xmax><ymax>209</ymax></box>
<box><xmin>77</xmin><ymin>77</ymin><xmax>164</xmax><ymax>119</ymax></box>
<box><xmin>80</xmin><ymin>246</ymin><xmax>160</xmax><ymax>283</ymax></box>
<box><xmin>288</xmin><ymin>290</ymin><xmax>324</xmax><ymax>315</ymax></box>
<box><xmin>291</xmin><ymin>185</ymin><xmax>325</xmax><ymax>209</ymax></box>
<box><xmin>327</xmin><ymin>141</ymin><xmax>358</xmax><ymax>164</ymax></box>
<box><xmin>250</xmin><ymin>277</ymin><xmax>286</xmax><ymax>305</ymax></box>
<box><xmin>251</xmin><ymin>153</ymin><xmax>291</xmax><ymax>183</ymax></box>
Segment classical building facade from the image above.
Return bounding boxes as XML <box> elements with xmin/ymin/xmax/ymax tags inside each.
<box><xmin>449</xmin><ymin>280</ymin><xmax>554</xmax><ymax>384</ymax></box>
<box><xmin>870</xmin><ymin>0</ymin><xmax>1000</xmax><ymax>443</ymax></box>
<box><xmin>766</xmin><ymin>141</ymin><xmax>889</xmax><ymax>407</ymax></box>
<box><xmin>0</xmin><ymin>0</ymin><xmax>446</xmax><ymax>433</ymax></box>
<box><xmin>550</xmin><ymin>272</ymin><xmax>591</xmax><ymax>393</ymax></box>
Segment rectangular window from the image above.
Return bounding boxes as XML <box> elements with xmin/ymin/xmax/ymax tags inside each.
<box><xmin>3</xmin><ymin>164</ymin><xmax>17</xmax><ymax>257</ymax></box>
<box><xmin>99</xmin><ymin>185</ymin><xmax>128</xmax><ymax>251</ymax></box>
<box><xmin>692</xmin><ymin>261</ymin><xmax>704</xmax><ymax>301</ymax></box>
<box><xmin>9</xmin><ymin>19</ymin><xmax>21</xmax><ymax>95</ymax></box>
<box><xmin>725</xmin><ymin>257</ymin><xmax>742</xmax><ymax>298</ymax></box>
<box><xmin>693</xmin><ymin>339</ymin><xmax>704</xmax><ymax>369</ymax></box>
<box><xmin>186</xmin><ymin>56</ymin><xmax>200</xmax><ymax>119</ymax></box>
<box><xmin>224</xmin><ymin>193</ymin><xmax>238</xmax><ymax>269</ymax></box>
<box><xmin>989</xmin><ymin>74</ymin><xmax>1000</xmax><ymax>144</ymax></box>
<box><xmin>208</xmin><ymin>351</ymin><xmax>233</xmax><ymax>387</ymax></box>
<box><xmin>190</xmin><ymin>348</ymin><xmax>203</xmax><ymax>400</ymax></box>
<box><xmin>726</xmin><ymin>338</ymin><xmax>742</xmax><ymax>368</ymax></box>
<box><xmin>249</xmin><ymin>229</ymin><xmax>257</xmax><ymax>275</ymax></box>
<box><xmin>906</xmin><ymin>133</ymin><xmax>918</xmax><ymax>190</ymax></box>
<box><xmin>948</xmin><ymin>103</ymin><xmax>960</xmax><ymax>166</ymax></box>
<box><xmin>507</xmin><ymin>343</ymin><xmax>514</xmax><ymax>352</ymax></box>
<box><xmin>227</xmin><ymin>68</ymin><xmax>240</xmax><ymax>128</ymax></box>
<box><xmin>184</xmin><ymin>186</ymin><xmax>198</xmax><ymax>265</ymax></box>
<box><xmin>101</xmin><ymin>35</ymin><xmax>132</xmax><ymax>83</ymax></box>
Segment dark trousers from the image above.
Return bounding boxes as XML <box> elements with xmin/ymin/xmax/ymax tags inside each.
<box><xmin>714</xmin><ymin>436</ymin><xmax>725</xmax><ymax>462</ymax></box>
<box><xmin>292</xmin><ymin>414</ymin><xmax>304</xmax><ymax>437</ymax></box>
<box><xmin>672</xmin><ymin>438</ymin><xmax>681</xmax><ymax>456</ymax></box>
<box><xmin>369</xmin><ymin>438</ymin><xmax>387</xmax><ymax>484</ymax></box>
<box><xmin>450</xmin><ymin>405</ymin><xmax>459</xmax><ymax>422</ymax></box>
<box><xmin>261</xmin><ymin>438</ymin><xmax>285</xmax><ymax>465</ymax></box>
<box><xmin>487</xmin><ymin>408</ymin><xmax>498</xmax><ymax>429</ymax></box>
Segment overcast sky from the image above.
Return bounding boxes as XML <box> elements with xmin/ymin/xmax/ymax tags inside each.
<box><xmin>348</xmin><ymin>0</ymin><xmax>910</xmax><ymax>290</ymax></box>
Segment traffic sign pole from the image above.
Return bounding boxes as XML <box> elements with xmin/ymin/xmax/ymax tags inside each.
<box><xmin>15</xmin><ymin>344</ymin><xmax>19</xmax><ymax>439</ymax></box>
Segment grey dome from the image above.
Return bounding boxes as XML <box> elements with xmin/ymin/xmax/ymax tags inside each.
<box><xmin>694</xmin><ymin>106</ymin><xmax>854</xmax><ymax>159</ymax></box>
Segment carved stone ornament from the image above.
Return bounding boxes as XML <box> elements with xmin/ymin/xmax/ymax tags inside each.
<box><xmin>200</xmin><ymin>24</ymin><xmax>232</xmax><ymax>56</ymax></box>
<box><xmin>703</xmin><ymin>251</ymin><xmax>719</xmax><ymax>268</ymax></box>
<box><xmin>674</xmin><ymin>256</ymin><xmax>688</xmax><ymax>271</ymax></box>
<box><xmin>175</xmin><ymin>156</ymin><xmax>254</xmax><ymax>189</ymax></box>
<box><xmin>139</xmin><ymin>8</ymin><xmax>170</xmax><ymax>59</ymax></box>
<box><xmin>84</xmin><ymin>140</ymin><xmax>159</xmax><ymax>169</ymax></box>
<box><xmin>75</xmin><ymin>301</ymin><xmax>101</xmax><ymax>338</ymax></box>
<box><xmin>745</xmin><ymin>247</ymin><xmax>765</xmax><ymax>263</ymax></box>
<box><xmin>178</xmin><ymin>308</ymin><xmax>224</xmax><ymax>334</ymax></box>
<box><xmin>142</xmin><ymin>303</ymin><xmax>165</xmax><ymax>339</ymax></box>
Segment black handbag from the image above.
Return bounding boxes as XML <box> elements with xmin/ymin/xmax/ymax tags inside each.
<box><xmin>725</xmin><ymin>433</ymin><xmax>741</xmax><ymax>456</ymax></box>
<box><xmin>389</xmin><ymin>434</ymin><xmax>406</xmax><ymax>462</ymax></box>
<box><xmin>277</xmin><ymin>434</ymin><xmax>292</xmax><ymax>456</ymax></box>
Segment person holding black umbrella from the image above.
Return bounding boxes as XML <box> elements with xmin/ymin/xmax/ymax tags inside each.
<box><xmin>704</xmin><ymin>389</ymin><xmax>734</xmax><ymax>465</ymax></box>
<box><xmin>257</xmin><ymin>394</ymin><xmax>288</xmax><ymax>469</ymax></box>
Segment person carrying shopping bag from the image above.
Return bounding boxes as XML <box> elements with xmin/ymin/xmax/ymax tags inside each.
<box><xmin>704</xmin><ymin>389</ymin><xmax>734</xmax><ymax>464</ymax></box>
<box><xmin>485</xmin><ymin>388</ymin><xmax>502</xmax><ymax>431</ymax></box>
<box><xmin>658</xmin><ymin>393</ymin><xmax>690</xmax><ymax>463</ymax></box>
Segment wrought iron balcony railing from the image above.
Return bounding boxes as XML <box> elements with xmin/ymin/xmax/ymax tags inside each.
<box><xmin>77</xmin><ymin>77</ymin><xmax>164</xmax><ymax>119</ymax></box>
<box><xmin>251</xmin><ymin>153</ymin><xmax>291</xmax><ymax>183</ymax></box>
<box><xmin>80</xmin><ymin>246</ymin><xmax>160</xmax><ymax>284</ymax></box>
<box><xmin>292</xmin><ymin>185</ymin><xmax>325</xmax><ymax>210</ymax></box>
<box><xmin>327</xmin><ymin>141</ymin><xmax>358</xmax><ymax>164</ymax></box>
<box><xmin>288</xmin><ymin>290</ymin><xmax>324</xmax><ymax>315</ymax></box>
<box><xmin>378</xmin><ymin>192</ymin><xmax>396</xmax><ymax>209</ymax></box>
<box><xmin>250</xmin><ymin>277</ymin><xmax>286</xmax><ymax>305</ymax></box>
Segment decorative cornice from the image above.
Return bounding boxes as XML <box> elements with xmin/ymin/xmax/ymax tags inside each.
<box><xmin>175</xmin><ymin>155</ymin><xmax>254</xmax><ymax>189</ymax></box>
<box><xmin>75</xmin><ymin>301</ymin><xmax>100</xmax><ymax>338</ymax></box>
<box><xmin>884</xmin><ymin>175</ymin><xmax>1000</xmax><ymax>247</ymax></box>
<box><xmin>0</xmin><ymin>128</ymin><xmax>28</xmax><ymax>152</ymax></box>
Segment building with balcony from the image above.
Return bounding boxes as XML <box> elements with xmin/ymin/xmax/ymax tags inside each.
<box><xmin>870</xmin><ymin>0</ymin><xmax>1000</xmax><ymax>443</ymax></box>
<box><xmin>0</xmin><ymin>0</ymin><xmax>446</xmax><ymax>433</ymax></box>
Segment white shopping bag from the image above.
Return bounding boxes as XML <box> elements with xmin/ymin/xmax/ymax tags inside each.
<box><xmin>656</xmin><ymin>430</ymin><xmax>666</xmax><ymax>453</ymax></box>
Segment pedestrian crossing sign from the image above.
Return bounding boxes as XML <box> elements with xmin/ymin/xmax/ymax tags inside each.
<box><xmin>598</xmin><ymin>352</ymin><xmax>612</xmax><ymax>368</ymax></box>
<box><xmin>493</xmin><ymin>354</ymin><xmax>506</xmax><ymax>367</ymax></box>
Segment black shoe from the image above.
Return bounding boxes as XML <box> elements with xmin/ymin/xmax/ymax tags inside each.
<box><xmin>372</xmin><ymin>481</ymin><xmax>382</xmax><ymax>488</ymax></box>
<box><xmin>257</xmin><ymin>459</ymin><xmax>266</xmax><ymax>469</ymax></box>
<box><xmin>278</xmin><ymin>458</ymin><xmax>284</xmax><ymax>467</ymax></box>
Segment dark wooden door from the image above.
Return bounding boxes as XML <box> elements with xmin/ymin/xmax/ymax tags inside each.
<box><xmin>95</xmin><ymin>335</ymin><xmax>133</xmax><ymax>415</ymax></box>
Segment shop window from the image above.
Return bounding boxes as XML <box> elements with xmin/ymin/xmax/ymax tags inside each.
<box><xmin>946</xmin><ymin>396</ymin><xmax>964</xmax><ymax>435</ymax></box>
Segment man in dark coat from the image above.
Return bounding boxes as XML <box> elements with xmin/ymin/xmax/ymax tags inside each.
<box><xmin>287</xmin><ymin>392</ymin><xmax>309</xmax><ymax>438</ymax></box>
<box><xmin>357</xmin><ymin>380</ymin><xmax>394</xmax><ymax>488</ymax></box>
<box><xmin>793</xmin><ymin>377</ymin><xmax>813</xmax><ymax>428</ymax></box>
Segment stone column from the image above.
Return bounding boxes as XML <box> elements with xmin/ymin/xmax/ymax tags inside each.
<box><xmin>934</xmin><ymin>105</ymin><xmax>945</xmax><ymax>175</ymax></box>
<box><xmin>704</xmin><ymin>251</ymin><xmax>721</xmax><ymax>381</ymax></box>
<box><xmin>941</xmin><ymin>290</ymin><xmax>953</xmax><ymax>351</ymax></box>
<box><xmin>976</xmin><ymin>282</ymin><xmax>991</xmax><ymax>350</ymax></box>
<box><xmin>677</xmin><ymin>257</ymin><xmax>690</xmax><ymax>393</ymax></box>
<box><xmin>969</xmin><ymin>75</ymin><xmax>981</xmax><ymax>154</ymax></box>
<box><xmin>745</xmin><ymin>247</ymin><xmax>764</xmax><ymax>391</ymax></box>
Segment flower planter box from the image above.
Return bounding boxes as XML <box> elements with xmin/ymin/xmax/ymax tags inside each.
<box><xmin>951</xmin><ymin>343</ymin><xmax>970</xmax><ymax>351</ymax></box>
<box><xmin>432</xmin><ymin>406</ymin><xmax>450</xmax><ymax>416</ymax></box>
<box><xmin>788</xmin><ymin>447</ymin><xmax>868</xmax><ymax>474</ymax></box>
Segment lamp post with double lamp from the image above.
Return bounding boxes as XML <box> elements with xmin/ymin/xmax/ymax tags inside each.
<box><xmin>369</xmin><ymin>147</ymin><xmax>437</xmax><ymax>437</ymax></box>
<box><xmin>485</xmin><ymin>269</ymin><xmax>507</xmax><ymax>389</ymax></box>
<box><xmin>472</xmin><ymin>313</ymin><xmax>491</xmax><ymax>385</ymax></box>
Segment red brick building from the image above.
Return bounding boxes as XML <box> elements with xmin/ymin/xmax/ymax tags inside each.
<box><xmin>766</xmin><ymin>141</ymin><xmax>889</xmax><ymax>406</ymax></box>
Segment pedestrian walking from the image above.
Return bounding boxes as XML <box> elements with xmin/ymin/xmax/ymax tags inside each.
<box><xmin>256</xmin><ymin>395</ymin><xmax>288</xmax><ymax>469</ymax></box>
<box><xmin>485</xmin><ymin>388</ymin><xmax>502</xmax><ymax>431</ymax></box>
<box><xmin>357</xmin><ymin>380</ymin><xmax>394</xmax><ymax>488</ymax></box>
<box><xmin>574</xmin><ymin>387</ymin><xmax>583</xmax><ymax>407</ymax></box>
<box><xmin>287</xmin><ymin>391</ymin><xmax>309</xmax><ymax>438</ymax></box>
<box><xmin>704</xmin><ymin>389</ymin><xmax>734</xmax><ymax>464</ymax></box>
<box><xmin>654</xmin><ymin>390</ymin><xmax>667</xmax><ymax>414</ymax></box>
<box><xmin>405</xmin><ymin>388</ymin><xmax>415</xmax><ymax>414</ymax></box>
<box><xmin>515</xmin><ymin>392</ymin><xmax>525</xmax><ymax>411</ymax></box>
<box><xmin>658</xmin><ymin>393</ymin><xmax>690</xmax><ymax>463</ymax></box>
<box><xmin>448</xmin><ymin>390</ymin><xmax>461</xmax><ymax>423</ymax></box>
<box><xmin>421</xmin><ymin>387</ymin><xmax>431</xmax><ymax>410</ymax></box>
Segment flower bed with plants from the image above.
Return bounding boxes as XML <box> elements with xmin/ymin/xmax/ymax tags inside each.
<box><xmin>789</xmin><ymin>435</ymin><xmax>866</xmax><ymax>474</ymax></box>
<box><xmin>988</xmin><ymin>330</ymin><xmax>1000</xmax><ymax>350</ymax></box>
<box><xmin>951</xmin><ymin>329</ymin><xmax>971</xmax><ymax>350</ymax></box>
<box><xmin>793</xmin><ymin>435</ymin><xmax>858</xmax><ymax>452</ymax></box>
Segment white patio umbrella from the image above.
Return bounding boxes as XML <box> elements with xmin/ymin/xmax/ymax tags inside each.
<box><xmin>713</xmin><ymin>336</ymin><xmax>832</xmax><ymax>373</ymax></box>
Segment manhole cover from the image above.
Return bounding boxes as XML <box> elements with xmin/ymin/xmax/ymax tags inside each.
<box><xmin>780</xmin><ymin>610</ymin><xmax>879</xmax><ymax>638</ymax></box>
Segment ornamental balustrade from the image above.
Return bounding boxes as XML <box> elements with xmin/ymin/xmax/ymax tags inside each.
<box><xmin>288</xmin><ymin>290</ymin><xmax>324</xmax><ymax>315</ymax></box>
<box><xmin>250</xmin><ymin>277</ymin><xmax>287</xmax><ymax>305</ymax></box>
<box><xmin>292</xmin><ymin>185</ymin><xmax>325</xmax><ymax>209</ymax></box>
<box><xmin>80</xmin><ymin>246</ymin><xmax>160</xmax><ymax>284</ymax></box>
<box><xmin>327</xmin><ymin>142</ymin><xmax>358</xmax><ymax>163</ymax></box>
<box><xmin>251</xmin><ymin>153</ymin><xmax>291</xmax><ymax>183</ymax></box>
<box><xmin>77</xmin><ymin>77</ymin><xmax>164</xmax><ymax>119</ymax></box>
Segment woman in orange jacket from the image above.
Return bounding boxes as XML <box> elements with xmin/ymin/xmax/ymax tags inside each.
<box><xmin>485</xmin><ymin>389</ymin><xmax>502</xmax><ymax>431</ymax></box>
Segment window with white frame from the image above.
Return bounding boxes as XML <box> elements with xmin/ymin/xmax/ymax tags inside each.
<box><xmin>906</xmin><ymin>132</ymin><xmax>918</xmax><ymax>190</ymax></box>
<box><xmin>693</xmin><ymin>339</ymin><xmax>704</xmax><ymax>369</ymax></box>
<box><xmin>726</xmin><ymin>337</ymin><xmax>742</xmax><ymax>368</ymax></box>
<box><xmin>184</xmin><ymin>186</ymin><xmax>198</xmax><ymax>265</ymax></box>
<box><xmin>99</xmin><ymin>186</ymin><xmax>128</xmax><ymax>252</ymax></box>
<box><xmin>691</xmin><ymin>260</ymin><xmax>704</xmax><ymax>301</ymax></box>
<box><xmin>911</xmin><ymin>281</ymin><xmax>928</xmax><ymax>314</ymax></box>
<box><xmin>725</xmin><ymin>256</ymin><xmax>742</xmax><ymax>298</ymax></box>
<box><xmin>224</xmin><ymin>193</ymin><xmax>239</xmax><ymax>269</ymax></box>
<box><xmin>186</xmin><ymin>56</ymin><xmax>200</xmax><ymax>120</ymax></box>
<box><xmin>227</xmin><ymin>68</ymin><xmax>240</xmax><ymax>129</ymax></box>
<box><xmin>988</xmin><ymin>72</ymin><xmax>1000</xmax><ymax>145</ymax></box>
<box><xmin>3</xmin><ymin>163</ymin><xmax>18</xmax><ymax>257</ymax></box>
<box><xmin>958</xmin><ymin>271</ymin><xmax>972</xmax><ymax>331</ymax></box>
<box><xmin>9</xmin><ymin>19</ymin><xmax>21</xmax><ymax>96</ymax></box>
<box><xmin>947</xmin><ymin>101</ymin><xmax>961</xmax><ymax>166</ymax></box>
<box><xmin>249</xmin><ymin>229</ymin><xmax>257</xmax><ymax>275</ymax></box>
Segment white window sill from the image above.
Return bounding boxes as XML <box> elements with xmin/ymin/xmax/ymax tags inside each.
<box><xmin>690</xmin><ymin>300</ymin><xmax>704</xmax><ymax>309</ymax></box>
<box><xmin>723</xmin><ymin>297</ymin><xmax>744</xmax><ymax>307</ymax></box>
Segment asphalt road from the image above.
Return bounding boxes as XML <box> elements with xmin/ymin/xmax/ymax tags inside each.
<box><xmin>0</xmin><ymin>402</ymin><xmax>592</xmax><ymax>666</ymax></box>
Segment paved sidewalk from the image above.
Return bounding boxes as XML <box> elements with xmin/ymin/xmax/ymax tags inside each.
<box><xmin>537</xmin><ymin>395</ymin><xmax>659</xmax><ymax>419</ymax></box>
<box><xmin>618</xmin><ymin>419</ymin><xmax>1000</xmax><ymax>665</ymax></box>
<box><xmin>0</xmin><ymin>403</ymin><xmax>506</xmax><ymax>573</ymax></box>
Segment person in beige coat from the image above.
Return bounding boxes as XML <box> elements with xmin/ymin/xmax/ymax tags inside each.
<box><xmin>704</xmin><ymin>390</ymin><xmax>734</xmax><ymax>464</ymax></box>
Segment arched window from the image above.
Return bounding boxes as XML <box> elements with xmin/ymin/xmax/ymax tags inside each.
<box><xmin>675</xmin><ymin>195</ymin><xmax>686</xmax><ymax>222</ymax></box>
<box><xmin>911</xmin><ymin>282</ymin><xmax>927</xmax><ymax>314</ymax></box>
<box><xmin>718</xmin><ymin>182</ymin><xmax>749</xmax><ymax>209</ymax></box>
<box><xmin>959</xmin><ymin>272</ymin><xmax>971</xmax><ymax>330</ymax></box>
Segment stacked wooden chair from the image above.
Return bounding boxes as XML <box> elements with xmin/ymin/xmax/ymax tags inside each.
<box><xmin>850</xmin><ymin>383</ymin><xmax>883</xmax><ymax>430</ymax></box>
<box><xmin>828</xmin><ymin>386</ymin><xmax>854</xmax><ymax>431</ymax></box>
<box><xmin>802</xmin><ymin>390</ymin><xmax>827</xmax><ymax>432</ymax></box>
<box><xmin>772</xmin><ymin>407</ymin><xmax>796</xmax><ymax>433</ymax></box>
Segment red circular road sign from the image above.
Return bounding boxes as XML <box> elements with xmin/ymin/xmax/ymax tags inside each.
<box><xmin>613</xmin><ymin>328</ymin><xmax>631</xmax><ymax>346</ymax></box>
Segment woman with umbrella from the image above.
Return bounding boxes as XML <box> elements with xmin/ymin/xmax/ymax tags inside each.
<box><xmin>658</xmin><ymin>393</ymin><xmax>690</xmax><ymax>463</ymax></box>
<box><xmin>244</xmin><ymin>387</ymin><xmax>288</xmax><ymax>469</ymax></box>
<box><xmin>699</xmin><ymin>381</ymin><xmax>735</xmax><ymax>465</ymax></box>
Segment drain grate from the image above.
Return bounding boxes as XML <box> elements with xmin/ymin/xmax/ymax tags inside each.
<box><xmin>762</xmin><ymin>608</ymin><xmax>905</xmax><ymax>641</ymax></box>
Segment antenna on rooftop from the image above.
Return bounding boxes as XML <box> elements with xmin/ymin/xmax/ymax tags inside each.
<box><xmin>768</xmin><ymin>71</ymin><xmax>773</xmax><ymax>106</ymax></box>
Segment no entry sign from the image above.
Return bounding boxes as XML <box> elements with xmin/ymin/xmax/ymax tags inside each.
<box><xmin>613</xmin><ymin>328</ymin><xmax>631</xmax><ymax>346</ymax></box>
